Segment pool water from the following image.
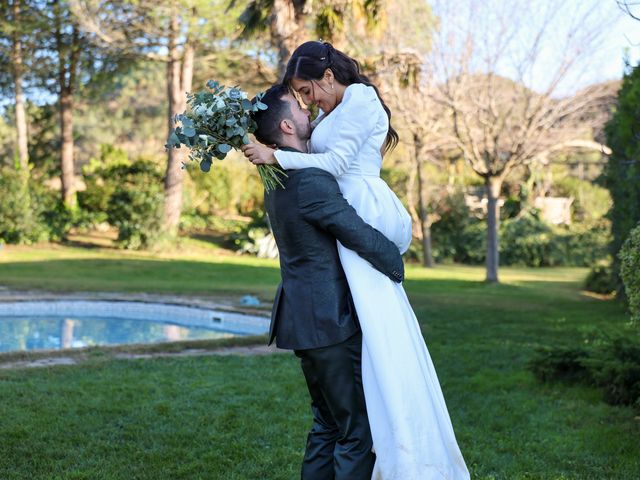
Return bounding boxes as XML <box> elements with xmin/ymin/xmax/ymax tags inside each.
<box><xmin>0</xmin><ymin>301</ymin><xmax>269</xmax><ymax>353</ymax></box>
<box><xmin>0</xmin><ymin>316</ymin><xmax>236</xmax><ymax>353</ymax></box>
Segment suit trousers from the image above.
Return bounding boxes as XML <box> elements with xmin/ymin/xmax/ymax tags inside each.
<box><xmin>294</xmin><ymin>331</ymin><xmax>375</xmax><ymax>480</ymax></box>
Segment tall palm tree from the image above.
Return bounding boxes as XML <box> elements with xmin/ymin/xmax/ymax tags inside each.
<box><xmin>231</xmin><ymin>0</ymin><xmax>385</xmax><ymax>78</ymax></box>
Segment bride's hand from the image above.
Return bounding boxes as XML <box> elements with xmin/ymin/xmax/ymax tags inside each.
<box><xmin>241</xmin><ymin>143</ymin><xmax>277</xmax><ymax>165</ymax></box>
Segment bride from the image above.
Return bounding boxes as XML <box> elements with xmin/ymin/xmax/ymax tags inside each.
<box><xmin>243</xmin><ymin>41</ymin><xmax>470</xmax><ymax>480</ymax></box>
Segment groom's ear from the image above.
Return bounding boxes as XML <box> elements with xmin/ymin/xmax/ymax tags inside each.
<box><xmin>279</xmin><ymin>118</ymin><xmax>294</xmax><ymax>136</ymax></box>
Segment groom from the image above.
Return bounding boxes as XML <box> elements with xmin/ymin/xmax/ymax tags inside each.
<box><xmin>248</xmin><ymin>84</ymin><xmax>404</xmax><ymax>480</ymax></box>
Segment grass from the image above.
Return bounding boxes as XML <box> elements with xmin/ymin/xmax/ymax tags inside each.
<box><xmin>0</xmin><ymin>243</ymin><xmax>639</xmax><ymax>479</ymax></box>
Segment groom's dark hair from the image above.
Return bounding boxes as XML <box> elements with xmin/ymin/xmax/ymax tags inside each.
<box><xmin>251</xmin><ymin>83</ymin><xmax>291</xmax><ymax>147</ymax></box>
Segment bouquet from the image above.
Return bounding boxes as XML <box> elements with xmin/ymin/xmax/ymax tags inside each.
<box><xmin>165</xmin><ymin>80</ymin><xmax>286</xmax><ymax>191</ymax></box>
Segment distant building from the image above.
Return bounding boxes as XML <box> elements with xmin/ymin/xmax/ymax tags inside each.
<box><xmin>534</xmin><ymin>197</ymin><xmax>574</xmax><ymax>225</ymax></box>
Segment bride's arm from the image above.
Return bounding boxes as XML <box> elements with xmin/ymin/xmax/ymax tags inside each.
<box><xmin>274</xmin><ymin>84</ymin><xmax>379</xmax><ymax>177</ymax></box>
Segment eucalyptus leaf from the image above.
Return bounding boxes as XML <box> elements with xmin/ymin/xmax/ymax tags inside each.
<box><xmin>218</xmin><ymin>143</ymin><xmax>232</xmax><ymax>154</ymax></box>
<box><xmin>167</xmin><ymin>131</ymin><xmax>180</xmax><ymax>147</ymax></box>
<box><xmin>200</xmin><ymin>160</ymin><xmax>212</xmax><ymax>172</ymax></box>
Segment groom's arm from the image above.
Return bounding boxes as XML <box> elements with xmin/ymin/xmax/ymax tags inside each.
<box><xmin>297</xmin><ymin>169</ymin><xmax>404</xmax><ymax>283</ymax></box>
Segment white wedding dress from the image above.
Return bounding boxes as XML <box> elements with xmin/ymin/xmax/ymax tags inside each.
<box><xmin>275</xmin><ymin>84</ymin><xmax>470</xmax><ymax>480</ymax></box>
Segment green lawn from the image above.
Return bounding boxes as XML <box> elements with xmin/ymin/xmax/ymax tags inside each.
<box><xmin>0</xmin><ymin>243</ymin><xmax>638</xmax><ymax>479</ymax></box>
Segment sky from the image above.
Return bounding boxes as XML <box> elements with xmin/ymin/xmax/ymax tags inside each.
<box><xmin>425</xmin><ymin>0</ymin><xmax>640</xmax><ymax>96</ymax></box>
<box><xmin>599</xmin><ymin>12</ymin><xmax>640</xmax><ymax>83</ymax></box>
<box><xmin>1</xmin><ymin>1</ymin><xmax>639</xmax><ymax>111</ymax></box>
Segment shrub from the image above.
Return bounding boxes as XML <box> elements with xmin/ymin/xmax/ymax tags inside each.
<box><xmin>530</xmin><ymin>337</ymin><xmax>640</xmax><ymax>409</ymax></box>
<box><xmin>619</xmin><ymin>224</ymin><xmax>640</xmax><ymax>322</ymax></box>
<box><xmin>500</xmin><ymin>211</ymin><xmax>558</xmax><ymax>267</ymax></box>
<box><xmin>584</xmin><ymin>263</ymin><xmax>616</xmax><ymax>294</ymax></box>
<box><xmin>554</xmin><ymin>220</ymin><xmax>611</xmax><ymax>267</ymax></box>
<box><xmin>0</xmin><ymin>166</ymin><xmax>71</xmax><ymax>243</ymax></box>
<box><xmin>455</xmin><ymin>222</ymin><xmax>486</xmax><ymax>264</ymax></box>
<box><xmin>553</xmin><ymin>175</ymin><xmax>612</xmax><ymax>222</ymax></box>
<box><xmin>78</xmin><ymin>144</ymin><xmax>129</xmax><ymax>227</ymax></box>
<box><xmin>0</xmin><ymin>167</ymin><xmax>43</xmax><ymax>244</ymax></box>
<box><xmin>230</xmin><ymin>211</ymin><xmax>274</xmax><ymax>256</ymax></box>
<box><xmin>588</xmin><ymin>338</ymin><xmax>640</xmax><ymax>408</ymax></box>
<box><xmin>431</xmin><ymin>190</ymin><xmax>485</xmax><ymax>263</ymax></box>
<box><xmin>499</xmin><ymin>212</ymin><xmax>610</xmax><ymax>267</ymax></box>
<box><xmin>186</xmin><ymin>157</ymin><xmax>264</xmax><ymax>218</ymax></box>
<box><xmin>104</xmin><ymin>161</ymin><xmax>165</xmax><ymax>249</ymax></box>
<box><xmin>431</xmin><ymin>196</ymin><xmax>610</xmax><ymax>267</ymax></box>
<box><xmin>529</xmin><ymin>346</ymin><xmax>590</xmax><ymax>383</ymax></box>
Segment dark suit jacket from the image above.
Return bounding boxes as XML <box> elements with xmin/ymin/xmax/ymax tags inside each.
<box><xmin>265</xmin><ymin>165</ymin><xmax>404</xmax><ymax>351</ymax></box>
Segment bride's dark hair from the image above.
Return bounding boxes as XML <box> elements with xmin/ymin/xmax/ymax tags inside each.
<box><xmin>283</xmin><ymin>41</ymin><xmax>399</xmax><ymax>155</ymax></box>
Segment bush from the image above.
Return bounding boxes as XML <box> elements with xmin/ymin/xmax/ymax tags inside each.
<box><xmin>186</xmin><ymin>157</ymin><xmax>264</xmax><ymax>218</ymax></box>
<box><xmin>431</xmin><ymin>196</ymin><xmax>610</xmax><ymax>267</ymax></box>
<box><xmin>529</xmin><ymin>346</ymin><xmax>590</xmax><ymax>383</ymax></box>
<box><xmin>78</xmin><ymin>144</ymin><xmax>129</xmax><ymax>227</ymax></box>
<box><xmin>588</xmin><ymin>338</ymin><xmax>640</xmax><ymax>408</ymax></box>
<box><xmin>230</xmin><ymin>211</ymin><xmax>276</xmax><ymax>257</ymax></box>
<box><xmin>530</xmin><ymin>337</ymin><xmax>640</xmax><ymax>409</ymax></box>
<box><xmin>431</xmin><ymin>190</ymin><xmax>485</xmax><ymax>264</ymax></box>
<box><xmin>584</xmin><ymin>263</ymin><xmax>616</xmax><ymax>294</ymax></box>
<box><xmin>0</xmin><ymin>166</ymin><xmax>72</xmax><ymax>244</ymax></box>
<box><xmin>499</xmin><ymin>212</ymin><xmax>610</xmax><ymax>267</ymax></box>
<box><xmin>104</xmin><ymin>161</ymin><xmax>165</xmax><ymax>249</ymax></box>
<box><xmin>0</xmin><ymin>167</ymin><xmax>43</xmax><ymax>244</ymax></box>
<box><xmin>553</xmin><ymin>175</ymin><xmax>611</xmax><ymax>222</ymax></box>
<box><xmin>619</xmin><ymin>224</ymin><xmax>640</xmax><ymax>322</ymax></box>
<box><xmin>554</xmin><ymin>220</ymin><xmax>611</xmax><ymax>267</ymax></box>
<box><xmin>500</xmin><ymin>211</ymin><xmax>558</xmax><ymax>267</ymax></box>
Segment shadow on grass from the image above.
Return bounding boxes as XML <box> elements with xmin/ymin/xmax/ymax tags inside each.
<box><xmin>188</xmin><ymin>231</ymin><xmax>237</xmax><ymax>250</ymax></box>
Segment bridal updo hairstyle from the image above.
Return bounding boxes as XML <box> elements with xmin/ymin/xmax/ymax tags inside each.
<box><xmin>283</xmin><ymin>41</ymin><xmax>399</xmax><ymax>154</ymax></box>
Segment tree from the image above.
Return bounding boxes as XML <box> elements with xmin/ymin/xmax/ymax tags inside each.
<box><xmin>424</xmin><ymin>0</ymin><xmax>615</xmax><ymax>282</ymax></box>
<box><xmin>232</xmin><ymin>0</ymin><xmax>386</xmax><ymax>78</ymax></box>
<box><xmin>12</xmin><ymin>0</ymin><xmax>115</xmax><ymax>209</ymax></box>
<box><xmin>0</xmin><ymin>0</ymin><xmax>39</xmax><ymax>174</ymax></box>
<box><xmin>617</xmin><ymin>1</ymin><xmax>640</xmax><ymax>21</ymax></box>
<box><xmin>368</xmin><ymin>51</ymin><xmax>454</xmax><ymax>268</ymax></box>
<box><xmin>604</xmin><ymin>63</ymin><xmax>640</xmax><ymax>292</ymax></box>
<box><xmin>70</xmin><ymin>0</ymin><xmax>245</xmax><ymax>235</ymax></box>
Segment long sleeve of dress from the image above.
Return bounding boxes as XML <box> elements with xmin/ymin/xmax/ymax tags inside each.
<box><xmin>274</xmin><ymin>83</ymin><xmax>380</xmax><ymax>177</ymax></box>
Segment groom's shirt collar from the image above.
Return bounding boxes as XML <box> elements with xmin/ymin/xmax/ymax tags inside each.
<box><xmin>278</xmin><ymin>146</ymin><xmax>303</xmax><ymax>153</ymax></box>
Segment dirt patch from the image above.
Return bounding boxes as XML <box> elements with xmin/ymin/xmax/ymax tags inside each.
<box><xmin>1</xmin><ymin>344</ymin><xmax>285</xmax><ymax>370</ymax></box>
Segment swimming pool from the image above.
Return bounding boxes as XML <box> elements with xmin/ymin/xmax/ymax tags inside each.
<box><xmin>0</xmin><ymin>300</ymin><xmax>269</xmax><ymax>353</ymax></box>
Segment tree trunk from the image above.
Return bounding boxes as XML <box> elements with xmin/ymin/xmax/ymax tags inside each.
<box><xmin>163</xmin><ymin>9</ymin><xmax>186</xmax><ymax>235</ymax></box>
<box><xmin>55</xmin><ymin>0</ymin><xmax>78</xmax><ymax>209</ymax></box>
<box><xmin>59</xmin><ymin>89</ymin><xmax>76</xmax><ymax>208</ymax></box>
<box><xmin>271</xmin><ymin>0</ymin><xmax>305</xmax><ymax>79</ymax></box>
<box><xmin>485</xmin><ymin>176</ymin><xmax>502</xmax><ymax>283</ymax></box>
<box><xmin>11</xmin><ymin>0</ymin><xmax>29</xmax><ymax>173</ymax></box>
<box><xmin>415</xmin><ymin>141</ymin><xmax>434</xmax><ymax>268</ymax></box>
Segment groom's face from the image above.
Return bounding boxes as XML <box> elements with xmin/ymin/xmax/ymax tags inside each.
<box><xmin>282</xmin><ymin>94</ymin><xmax>312</xmax><ymax>141</ymax></box>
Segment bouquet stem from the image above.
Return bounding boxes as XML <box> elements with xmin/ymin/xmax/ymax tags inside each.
<box><xmin>257</xmin><ymin>165</ymin><xmax>287</xmax><ymax>192</ymax></box>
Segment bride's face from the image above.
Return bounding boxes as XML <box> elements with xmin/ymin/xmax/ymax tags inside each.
<box><xmin>291</xmin><ymin>76</ymin><xmax>336</xmax><ymax>114</ymax></box>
